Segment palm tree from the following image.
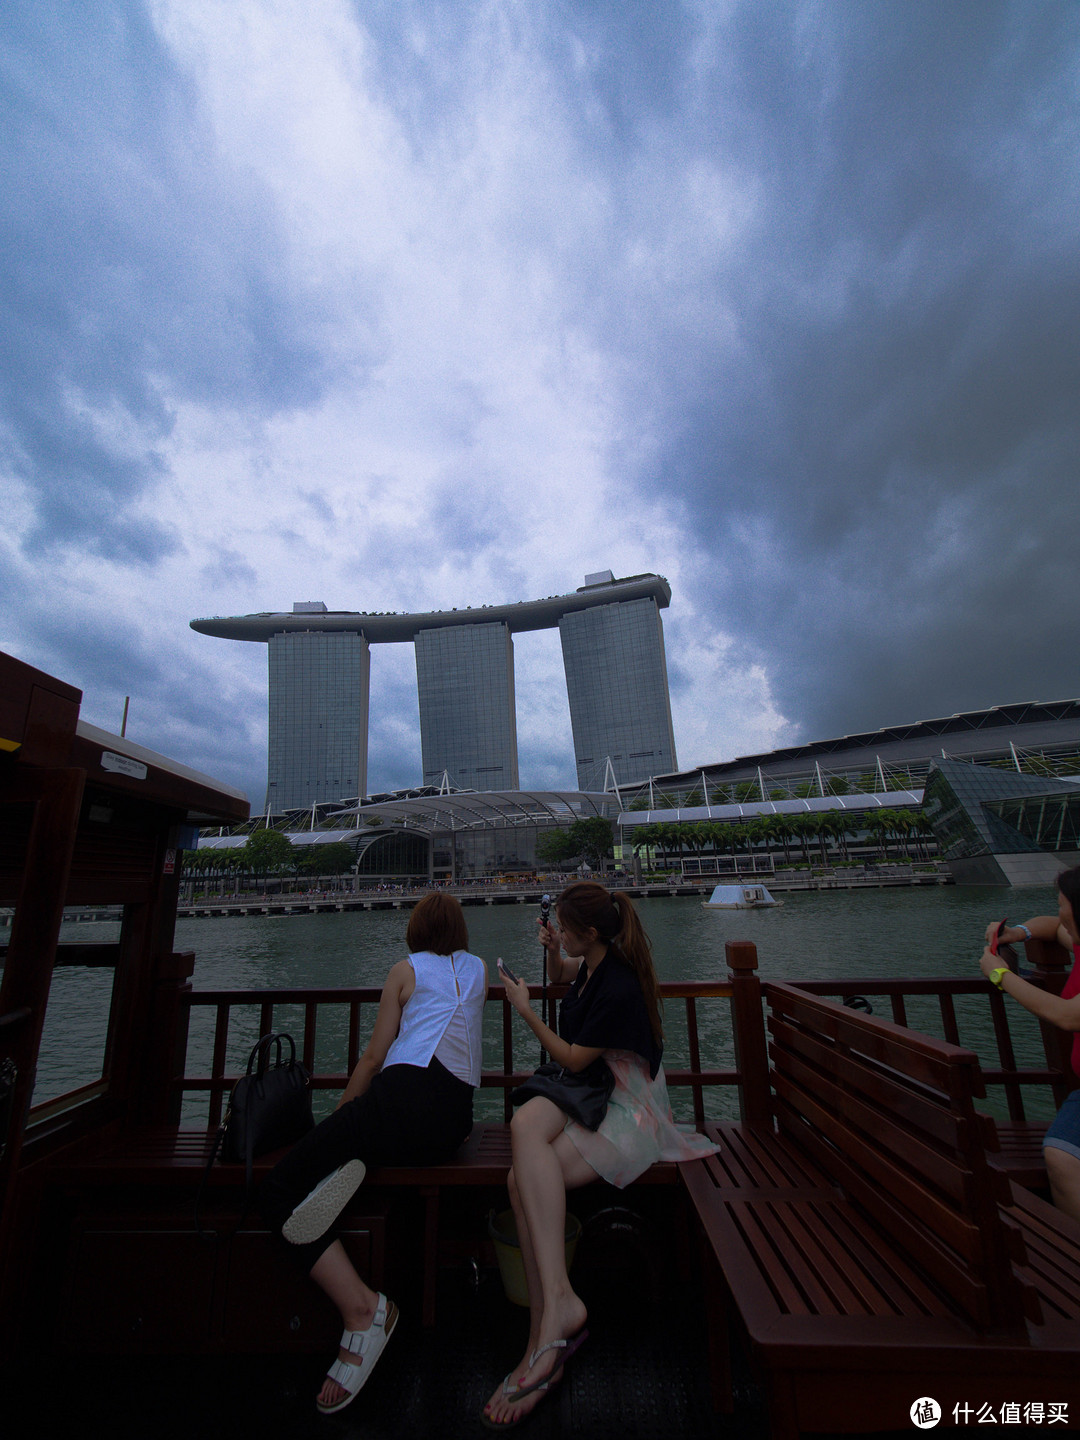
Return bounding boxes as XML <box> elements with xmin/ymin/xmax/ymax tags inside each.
<box><xmin>764</xmin><ymin>814</ymin><xmax>796</xmax><ymax>867</ymax></box>
<box><xmin>803</xmin><ymin>813</ymin><xmax>830</xmax><ymax>867</ymax></box>
<box><xmin>630</xmin><ymin>824</ymin><xmax>656</xmax><ymax>868</ymax></box>
<box><xmin>861</xmin><ymin>811</ymin><xmax>891</xmax><ymax>862</ymax></box>
<box><xmin>738</xmin><ymin>818</ymin><xmax>768</xmax><ymax>871</ymax></box>
<box><xmin>681</xmin><ymin>821</ymin><xmax>716</xmax><ymax>871</ymax></box>
<box><xmin>650</xmin><ymin>821</ymin><xmax>677</xmax><ymax>869</ymax></box>
<box><xmin>911</xmin><ymin>808</ymin><xmax>935</xmax><ymax>860</ymax></box>
<box><xmin>819</xmin><ymin>811</ymin><xmax>851</xmax><ymax>864</ymax></box>
<box><xmin>701</xmin><ymin>821</ymin><xmax>734</xmax><ymax>868</ymax></box>
<box><xmin>788</xmin><ymin>813</ymin><xmax>815</xmax><ymax>866</ymax></box>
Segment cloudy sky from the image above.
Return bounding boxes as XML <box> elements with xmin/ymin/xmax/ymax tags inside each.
<box><xmin>2</xmin><ymin>1</ymin><xmax>1078</xmax><ymax>808</ymax></box>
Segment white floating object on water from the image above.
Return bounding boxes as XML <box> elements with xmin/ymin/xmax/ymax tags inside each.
<box><xmin>702</xmin><ymin>884</ymin><xmax>779</xmax><ymax>909</ymax></box>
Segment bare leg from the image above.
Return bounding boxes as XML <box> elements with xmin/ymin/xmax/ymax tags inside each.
<box><xmin>308</xmin><ymin>1240</ymin><xmax>380</xmax><ymax>1408</ymax></box>
<box><xmin>484</xmin><ymin>1100</ymin><xmax>598</xmax><ymax>1425</ymax></box>
<box><xmin>1046</xmin><ymin>1147</ymin><xmax>1080</xmax><ymax>1225</ymax></box>
<box><xmin>510</xmin><ymin>1166</ymin><xmax>544</xmax><ymax>1377</ymax></box>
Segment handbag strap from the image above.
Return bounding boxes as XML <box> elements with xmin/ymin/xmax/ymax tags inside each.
<box><xmin>247</xmin><ymin>1031</ymin><xmax>295</xmax><ymax>1077</ymax></box>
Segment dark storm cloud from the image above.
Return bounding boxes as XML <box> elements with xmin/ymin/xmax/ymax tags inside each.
<box><xmin>0</xmin><ymin>532</ymin><xmax>263</xmax><ymax>796</ymax></box>
<box><xmin>0</xmin><ymin>1</ymin><xmax>329</xmax><ymax>561</ymax></box>
<box><xmin>7</xmin><ymin>0</ymin><xmax>1080</xmax><ymax>795</ymax></box>
<box><xmin>617</xmin><ymin>1</ymin><xmax>1080</xmax><ymax>741</ymax></box>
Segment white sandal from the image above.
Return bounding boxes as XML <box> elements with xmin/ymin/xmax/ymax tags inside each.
<box><xmin>316</xmin><ymin>1294</ymin><xmax>399</xmax><ymax>1414</ymax></box>
<box><xmin>283</xmin><ymin>1158</ymin><xmax>365</xmax><ymax>1245</ymax></box>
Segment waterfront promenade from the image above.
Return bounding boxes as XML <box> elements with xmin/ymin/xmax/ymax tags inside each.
<box><xmin>170</xmin><ymin>863</ymin><xmax>949</xmax><ymax>919</ymax></box>
<box><xmin>0</xmin><ymin>863</ymin><xmax>951</xmax><ymax>928</ymax></box>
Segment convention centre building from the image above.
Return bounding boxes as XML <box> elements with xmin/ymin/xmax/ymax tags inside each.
<box><xmin>193</xmin><ymin>688</ymin><xmax>1080</xmax><ymax>885</ymax></box>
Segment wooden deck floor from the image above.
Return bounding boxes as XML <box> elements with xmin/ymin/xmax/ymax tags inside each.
<box><xmin>9</xmin><ymin>1257</ymin><xmax>732</xmax><ymax>1440</ymax></box>
<box><xmin>10</xmin><ymin>1252</ymin><xmax>1060</xmax><ymax>1439</ymax></box>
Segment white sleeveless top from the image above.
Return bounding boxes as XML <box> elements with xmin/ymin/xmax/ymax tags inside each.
<box><xmin>383</xmin><ymin>950</ymin><xmax>487</xmax><ymax>1087</ymax></box>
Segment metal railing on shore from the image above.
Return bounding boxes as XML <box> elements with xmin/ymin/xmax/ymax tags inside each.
<box><xmin>170</xmin><ymin>862</ymin><xmax>953</xmax><ymax>918</ymax></box>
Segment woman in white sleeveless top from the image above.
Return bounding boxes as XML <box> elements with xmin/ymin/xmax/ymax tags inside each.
<box><xmin>260</xmin><ymin>892</ymin><xmax>487</xmax><ymax>1414</ymax></box>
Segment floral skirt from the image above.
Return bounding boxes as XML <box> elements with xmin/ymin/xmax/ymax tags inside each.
<box><xmin>562</xmin><ymin>1050</ymin><xmax>720</xmax><ymax>1188</ymax></box>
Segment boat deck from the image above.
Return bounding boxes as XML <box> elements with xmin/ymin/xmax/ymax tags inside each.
<box><xmin>11</xmin><ymin>1270</ymin><xmax>1046</xmax><ymax>1439</ymax></box>
<box><xmin>11</xmin><ymin>1254</ymin><xmax>742</xmax><ymax>1440</ymax></box>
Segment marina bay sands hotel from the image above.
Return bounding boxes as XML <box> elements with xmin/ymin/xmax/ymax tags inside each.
<box><xmin>191</xmin><ymin>571</ymin><xmax>677</xmax><ymax>809</ymax></box>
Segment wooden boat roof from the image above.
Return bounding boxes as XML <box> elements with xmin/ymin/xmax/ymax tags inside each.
<box><xmin>71</xmin><ymin>720</ymin><xmax>248</xmax><ymax>825</ymax></box>
<box><xmin>0</xmin><ymin>648</ymin><xmax>248</xmax><ymax>826</ymax></box>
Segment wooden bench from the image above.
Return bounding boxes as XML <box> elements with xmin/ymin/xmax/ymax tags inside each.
<box><xmin>792</xmin><ymin>934</ymin><xmax>1077</xmax><ymax>1195</ymax></box>
<box><xmin>681</xmin><ymin>981</ymin><xmax>1080</xmax><ymax>1438</ymax></box>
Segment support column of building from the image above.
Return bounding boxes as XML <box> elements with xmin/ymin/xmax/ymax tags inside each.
<box><xmin>559</xmin><ymin>597</ymin><xmax>677</xmax><ymax>791</ymax></box>
<box><xmin>266</xmin><ymin>630</ymin><xmax>370</xmax><ymax>811</ymax></box>
<box><xmin>414</xmin><ymin>622</ymin><xmax>519</xmax><ymax>791</ymax></box>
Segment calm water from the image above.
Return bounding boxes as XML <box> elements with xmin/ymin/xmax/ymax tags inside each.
<box><xmin>38</xmin><ymin>884</ymin><xmax>1063</xmax><ymax>1123</ymax></box>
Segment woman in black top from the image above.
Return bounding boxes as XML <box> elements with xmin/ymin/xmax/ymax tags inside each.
<box><xmin>482</xmin><ymin>882</ymin><xmax>716</xmax><ymax>1428</ymax></box>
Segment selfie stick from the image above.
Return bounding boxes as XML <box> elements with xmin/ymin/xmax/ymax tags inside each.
<box><xmin>540</xmin><ymin>893</ymin><xmax>551</xmax><ymax>1065</ymax></box>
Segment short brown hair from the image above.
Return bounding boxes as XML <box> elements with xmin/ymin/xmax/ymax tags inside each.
<box><xmin>406</xmin><ymin>892</ymin><xmax>469</xmax><ymax>955</ymax></box>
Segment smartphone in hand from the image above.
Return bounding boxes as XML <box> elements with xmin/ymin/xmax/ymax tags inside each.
<box><xmin>497</xmin><ymin>958</ymin><xmax>519</xmax><ymax>984</ymax></box>
<box><xmin>989</xmin><ymin>920</ymin><xmax>1007</xmax><ymax>957</ymax></box>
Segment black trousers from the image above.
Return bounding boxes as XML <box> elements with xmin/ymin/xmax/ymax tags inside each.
<box><xmin>259</xmin><ymin>1058</ymin><xmax>473</xmax><ymax>1272</ymax></box>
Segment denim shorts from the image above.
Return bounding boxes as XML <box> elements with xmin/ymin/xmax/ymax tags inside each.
<box><xmin>1044</xmin><ymin>1087</ymin><xmax>1080</xmax><ymax>1162</ymax></box>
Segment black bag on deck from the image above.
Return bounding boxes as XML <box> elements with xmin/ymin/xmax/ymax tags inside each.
<box><xmin>511</xmin><ymin>1058</ymin><xmax>614</xmax><ymax>1131</ymax></box>
<box><xmin>195</xmin><ymin>1032</ymin><xmax>313</xmax><ymax>1238</ymax></box>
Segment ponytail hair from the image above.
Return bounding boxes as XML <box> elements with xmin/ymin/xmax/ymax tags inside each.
<box><xmin>555</xmin><ymin>882</ymin><xmax>663</xmax><ymax>1047</ymax></box>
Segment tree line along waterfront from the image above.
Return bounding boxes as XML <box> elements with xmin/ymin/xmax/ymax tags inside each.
<box><xmin>621</xmin><ymin>808</ymin><xmax>936</xmax><ymax>872</ymax></box>
<box><xmin>179</xmin><ymin>806</ymin><xmax>938</xmax><ymax>904</ymax></box>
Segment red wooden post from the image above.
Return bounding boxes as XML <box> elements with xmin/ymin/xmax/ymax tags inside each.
<box><xmin>0</xmin><ymin>766</ymin><xmax>85</xmax><ymax>1343</ymax></box>
<box><xmin>109</xmin><ymin>825</ymin><xmax>187</xmax><ymax>1127</ymax></box>
<box><xmin>726</xmin><ymin>940</ymin><xmax>771</xmax><ymax>1130</ymax></box>
<box><xmin>0</xmin><ymin>768</ymin><xmax>85</xmax><ymax>1187</ymax></box>
<box><xmin>139</xmin><ymin>951</ymin><xmax>195</xmax><ymax>1126</ymax></box>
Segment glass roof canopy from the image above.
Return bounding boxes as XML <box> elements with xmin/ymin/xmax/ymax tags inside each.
<box><xmin>325</xmin><ymin>790</ymin><xmax>620</xmax><ymax>835</ymax></box>
<box><xmin>617</xmin><ymin>790</ymin><xmax>924</xmax><ymax>826</ymax></box>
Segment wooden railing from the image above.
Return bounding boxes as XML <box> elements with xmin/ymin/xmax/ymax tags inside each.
<box><xmin>180</xmin><ymin>977</ymin><xmax>746</xmax><ymax>1128</ymax></box>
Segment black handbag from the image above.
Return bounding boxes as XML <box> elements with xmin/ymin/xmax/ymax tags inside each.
<box><xmin>511</xmin><ymin>1058</ymin><xmax>614</xmax><ymax>1131</ymax></box>
<box><xmin>221</xmin><ymin>1032</ymin><xmax>314</xmax><ymax>1185</ymax></box>
<box><xmin>195</xmin><ymin>1032</ymin><xmax>313</xmax><ymax>1237</ymax></box>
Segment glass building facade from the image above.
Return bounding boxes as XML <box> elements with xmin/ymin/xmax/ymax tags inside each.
<box><xmin>560</xmin><ymin>597</ymin><xmax>677</xmax><ymax>789</ymax></box>
<box><xmin>415</xmin><ymin>622</ymin><xmax>519</xmax><ymax>790</ymax></box>
<box><xmin>267</xmin><ymin>631</ymin><xmax>369</xmax><ymax>810</ymax></box>
<box><xmin>989</xmin><ymin>793</ymin><xmax>1080</xmax><ymax>854</ymax></box>
<box><xmin>922</xmin><ymin>757</ymin><xmax>1080</xmax><ymax>884</ymax></box>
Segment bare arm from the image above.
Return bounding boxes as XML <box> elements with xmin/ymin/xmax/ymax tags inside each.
<box><xmin>983</xmin><ymin>914</ymin><xmax>1071</xmax><ymax>950</ymax></box>
<box><xmin>979</xmin><ymin>945</ymin><xmax>1080</xmax><ymax>1030</ymax></box>
<box><xmin>336</xmin><ymin>958</ymin><xmax>414</xmax><ymax>1108</ymax></box>
<box><xmin>538</xmin><ymin>919</ymin><xmax>581</xmax><ymax>984</ymax></box>
<box><xmin>498</xmin><ymin>967</ymin><xmax>604</xmax><ymax>1072</ymax></box>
